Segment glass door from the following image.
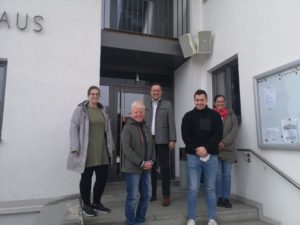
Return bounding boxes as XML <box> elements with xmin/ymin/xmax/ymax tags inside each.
<box><xmin>106</xmin><ymin>86</ymin><xmax>150</xmax><ymax>181</ymax></box>
<box><xmin>100</xmin><ymin>83</ymin><xmax>175</xmax><ymax>182</ymax></box>
<box><xmin>114</xmin><ymin>90</ymin><xmax>150</xmax><ymax>178</ymax></box>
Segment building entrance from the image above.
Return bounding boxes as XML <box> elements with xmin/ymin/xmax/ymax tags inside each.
<box><xmin>100</xmin><ymin>77</ymin><xmax>175</xmax><ymax>181</ymax></box>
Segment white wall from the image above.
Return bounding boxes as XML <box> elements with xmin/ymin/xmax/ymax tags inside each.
<box><xmin>175</xmin><ymin>0</ymin><xmax>300</xmax><ymax>224</ymax></box>
<box><xmin>174</xmin><ymin>55</ymin><xmax>212</xmax><ymax>176</ymax></box>
<box><xmin>0</xmin><ymin>0</ymin><xmax>101</xmax><ymax>201</ymax></box>
<box><xmin>232</xmin><ymin>152</ymin><xmax>300</xmax><ymax>225</ymax></box>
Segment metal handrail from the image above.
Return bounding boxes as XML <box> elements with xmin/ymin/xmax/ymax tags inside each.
<box><xmin>237</xmin><ymin>149</ymin><xmax>300</xmax><ymax>190</ymax></box>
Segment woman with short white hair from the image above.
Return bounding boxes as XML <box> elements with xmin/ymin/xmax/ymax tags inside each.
<box><xmin>121</xmin><ymin>100</ymin><xmax>156</xmax><ymax>225</ymax></box>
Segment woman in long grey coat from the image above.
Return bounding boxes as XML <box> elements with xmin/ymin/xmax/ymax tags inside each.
<box><xmin>67</xmin><ymin>86</ymin><xmax>114</xmax><ymax>217</ymax></box>
<box><xmin>214</xmin><ymin>95</ymin><xmax>238</xmax><ymax>209</ymax></box>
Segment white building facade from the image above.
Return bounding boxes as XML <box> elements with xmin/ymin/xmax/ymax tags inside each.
<box><xmin>0</xmin><ymin>0</ymin><xmax>101</xmax><ymax>201</ymax></box>
<box><xmin>174</xmin><ymin>1</ymin><xmax>300</xmax><ymax>224</ymax></box>
<box><xmin>1</xmin><ymin>0</ymin><xmax>300</xmax><ymax>224</ymax></box>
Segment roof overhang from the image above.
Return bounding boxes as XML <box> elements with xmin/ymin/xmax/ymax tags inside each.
<box><xmin>101</xmin><ymin>29</ymin><xmax>186</xmax><ymax>76</ymax></box>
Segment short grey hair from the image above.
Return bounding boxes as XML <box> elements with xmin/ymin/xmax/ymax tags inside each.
<box><xmin>131</xmin><ymin>101</ymin><xmax>145</xmax><ymax>112</ymax></box>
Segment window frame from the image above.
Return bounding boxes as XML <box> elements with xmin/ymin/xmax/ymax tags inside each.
<box><xmin>0</xmin><ymin>61</ymin><xmax>7</xmax><ymax>140</ymax></box>
<box><xmin>212</xmin><ymin>58</ymin><xmax>241</xmax><ymax>123</ymax></box>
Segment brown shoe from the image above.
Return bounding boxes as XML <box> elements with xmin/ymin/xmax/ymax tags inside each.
<box><xmin>162</xmin><ymin>196</ymin><xmax>170</xmax><ymax>207</ymax></box>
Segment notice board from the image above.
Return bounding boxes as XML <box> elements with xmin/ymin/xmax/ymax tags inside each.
<box><xmin>254</xmin><ymin>59</ymin><xmax>300</xmax><ymax>150</ymax></box>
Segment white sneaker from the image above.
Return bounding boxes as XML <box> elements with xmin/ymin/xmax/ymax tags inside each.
<box><xmin>207</xmin><ymin>219</ymin><xmax>218</xmax><ymax>225</ymax></box>
<box><xmin>187</xmin><ymin>219</ymin><xmax>196</xmax><ymax>225</ymax></box>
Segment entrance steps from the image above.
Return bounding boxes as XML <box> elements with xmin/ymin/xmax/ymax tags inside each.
<box><xmin>85</xmin><ymin>182</ymin><xmax>272</xmax><ymax>225</ymax></box>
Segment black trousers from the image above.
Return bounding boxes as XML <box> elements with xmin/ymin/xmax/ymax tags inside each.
<box><xmin>80</xmin><ymin>165</ymin><xmax>108</xmax><ymax>206</ymax></box>
<box><xmin>151</xmin><ymin>144</ymin><xmax>170</xmax><ymax>197</ymax></box>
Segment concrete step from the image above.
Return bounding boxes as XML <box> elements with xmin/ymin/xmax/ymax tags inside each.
<box><xmin>84</xmin><ymin>182</ymin><xmax>270</xmax><ymax>225</ymax></box>
<box><xmin>139</xmin><ymin>220</ymin><xmax>271</xmax><ymax>225</ymax></box>
<box><xmin>86</xmin><ymin>204</ymin><xmax>258</xmax><ymax>225</ymax></box>
<box><xmin>222</xmin><ymin>221</ymin><xmax>271</xmax><ymax>225</ymax></box>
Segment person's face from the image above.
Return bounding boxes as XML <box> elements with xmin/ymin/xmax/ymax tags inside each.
<box><xmin>131</xmin><ymin>106</ymin><xmax>145</xmax><ymax>122</ymax></box>
<box><xmin>214</xmin><ymin>96</ymin><xmax>225</xmax><ymax>110</ymax></box>
<box><xmin>88</xmin><ymin>89</ymin><xmax>100</xmax><ymax>104</ymax></box>
<box><xmin>150</xmin><ymin>85</ymin><xmax>162</xmax><ymax>101</ymax></box>
<box><xmin>194</xmin><ymin>94</ymin><xmax>208</xmax><ymax>110</ymax></box>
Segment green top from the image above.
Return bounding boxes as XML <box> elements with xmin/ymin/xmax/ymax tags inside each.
<box><xmin>85</xmin><ymin>106</ymin><xmax>108</xmax><ymax>167</ymax></box>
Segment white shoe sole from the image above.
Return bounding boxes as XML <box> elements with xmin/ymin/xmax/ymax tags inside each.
<box><xmin>93</xmin><ymin>209</ymin><xmax>110</xmax><ymax>214</ymax></box>
<box><xmin>83</xmin><ymin>211</ymin><xmax>97</xmax><ymax>217</ymax></box>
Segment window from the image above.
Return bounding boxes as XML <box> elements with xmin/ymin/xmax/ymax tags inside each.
<box><xmin>212</xmin><ymin>58</ymin><xmax>241</xmax><ymax>122</ymax></box>
<box><xmin>103</xmin><ymin>0</ymin><xmax>189</xmax><ymax>38</ymax></box>
<box><xmin>0</xmin><ymin>62</ymin><xmax>7</xmax><ymax>139</ymax></box>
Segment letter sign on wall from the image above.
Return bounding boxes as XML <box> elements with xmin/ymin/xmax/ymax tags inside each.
<box><xmin>0</xmin><ymin>11</ymin><xmax>44</xmax><ymax>33</ymax></box>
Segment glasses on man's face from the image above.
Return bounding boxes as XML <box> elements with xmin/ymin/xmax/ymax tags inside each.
<box><xmin>90</xmin><ymin>93</ymin><xmax>100</xmax><ymax>96</ymax></box>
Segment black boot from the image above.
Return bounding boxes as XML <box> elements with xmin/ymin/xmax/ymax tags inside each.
<box><xmin>217</xmin><ymin>197</ymin><xmax>224</xmax><ymax>207</ymax></box>
<box><xmin>223</xmin><ymin>199</ymin><xmax>232</xmax><ymax>208</ymax></box>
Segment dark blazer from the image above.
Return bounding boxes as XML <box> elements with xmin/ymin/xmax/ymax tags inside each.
<box><xmin>145</xmin><ymin>98</ymin><xmax>176</xmax><ymax>144</ymax></box>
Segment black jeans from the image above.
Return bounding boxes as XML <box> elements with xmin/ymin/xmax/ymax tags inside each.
<box><xmin>151</xmin><ymin>144</ymin><xmax>170</xmax><ymax>197</ymax></box>
<box><xmin>80</xmin><ymin>165</ymin><xmax>108</xmax><ymax>206</ymax></box>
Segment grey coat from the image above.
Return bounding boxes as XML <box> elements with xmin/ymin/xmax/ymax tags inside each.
<box><xmin>67</xmin><ymin>101</ymin><xmax>115</xmax><ymax>173</ymax></box>
<box><xmin>218</xmin><ymin>109</ymin><xmax>238</xmax><ymax>162</ymax></box>
<box><xmin>144</xmin><ymin>98</ymin><xmax>176</xmax><ymax>144</ymax></box>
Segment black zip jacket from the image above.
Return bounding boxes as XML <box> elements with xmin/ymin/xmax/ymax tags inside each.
<box><xmin>181</xmin><ymin>106</ymin><xmax>223</xmax><ymax>155</ymax></box>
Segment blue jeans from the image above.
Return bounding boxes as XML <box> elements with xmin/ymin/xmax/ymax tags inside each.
<box><xmin>187</xmin><ymin>154</ymin><xmax>218</xmax><ymax>220</ymax></box>
<box><xmin>125</xmin><ymin>172</ymin><xmax>151</xmax><ymax>225</ymax></box>
<box><xmin>216</xmin><ymin>159</ymin><xmax>232</xmax><ymax>199</ymax></box>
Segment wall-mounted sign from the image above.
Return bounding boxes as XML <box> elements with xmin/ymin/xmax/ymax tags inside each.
<box><xmin>254</xmin><ymin>59</ymin><xmax>300</xmax><ymax>150</ymax></box>
<box><xmin>0</xmin><ymin>11</ymin><xmax>44</xmax><ymax>32</ymax></box>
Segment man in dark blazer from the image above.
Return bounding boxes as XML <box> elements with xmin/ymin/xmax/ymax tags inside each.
<box><xmin>145</xmin><ymin>83</ymin><xmax>176</xmax><ymax>206</ymax></box>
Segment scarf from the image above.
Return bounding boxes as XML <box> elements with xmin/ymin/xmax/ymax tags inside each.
<box><xmin>214</xmin><ymin>107</ymin><xmax>229</xmax><ymax>120</ymax></box>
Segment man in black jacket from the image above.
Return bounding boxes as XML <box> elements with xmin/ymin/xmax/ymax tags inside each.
<box><xmin>181</xmin><ymin>89</ymin><xmax>223</xmax><ymax>225</ymax></box>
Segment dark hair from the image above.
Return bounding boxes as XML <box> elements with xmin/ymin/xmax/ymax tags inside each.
<box><xmin>150</xmin><ymin>83</ymin><xmax>162</xmax><ymax>89</ymax></box>
<box><xmin>214</xmin><ymin>94</ymin><xmax>225</xmax><ymax>103</ymax></box>
<box><xmin>194</xmin><ymin>89</ymin><xmax>207</xmax><ymax>99</ymax></box>
<box><xmin>87</xmin><ymin>86</ymin><xmax>100</xmax><ymax>96</ymax></box>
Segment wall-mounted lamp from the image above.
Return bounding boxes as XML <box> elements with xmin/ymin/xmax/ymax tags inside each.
<box><xmin>136</xmin><ymin>72</ymin><xmax>140</xmax><ymax>82</ymax></box>
<box><xmin>179</xmin><ymin>31</ymin><xmax>212</xmax><ymax>58</ymax></box>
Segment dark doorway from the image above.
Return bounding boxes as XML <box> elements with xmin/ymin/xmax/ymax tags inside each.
<box><xmin>100</xmin><ymin>75</ymin><xmax>175</xmax><ymax>181</ymax></box>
